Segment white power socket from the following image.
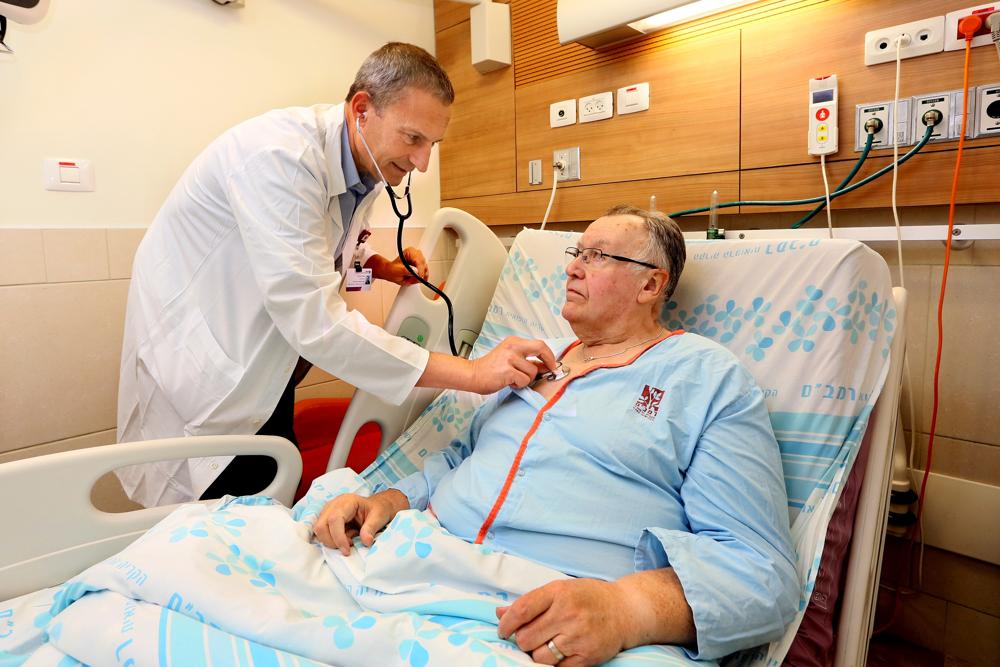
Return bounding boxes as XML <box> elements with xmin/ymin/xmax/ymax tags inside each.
<box><xmin>578</xmin><ymin>92</ymin><xmax>613</xmax><ymax>123</ymax></box>
<box><xmin>944</xmin><ymin>4</ymin><xmax>998</xmax><ymax>52</ymax></box>
<box><xmin>864</xmin><ymin>16</ymin><xmax>945</xmax><ymax>65</ymax></box>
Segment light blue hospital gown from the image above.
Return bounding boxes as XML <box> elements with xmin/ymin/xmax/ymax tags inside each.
<box><xmin>385</xmin><ymin>332</ymin><xmax>799</xmax><ymax>660</ymax></box>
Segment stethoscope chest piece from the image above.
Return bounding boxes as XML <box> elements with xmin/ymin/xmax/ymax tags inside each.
<box><xmin>534</xmin><ymin>361</ymin><xmax>570</xmax><ymax>385</ymax></box>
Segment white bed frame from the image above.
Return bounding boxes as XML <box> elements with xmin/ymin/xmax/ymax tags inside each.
<box><xmin>0</xmin><ymin>220</ymin><xmax>905</xmax><ymax>667</ymax></box>
<box><xmin>0</xmin><ymin>436</ymin><xmax>301</xmax><ymax>601</ymax></box>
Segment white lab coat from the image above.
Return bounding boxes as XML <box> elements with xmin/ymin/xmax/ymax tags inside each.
<box><xmin>116</xmin><ymin>104</ymin><xmax>429</xmax><ymax>507</ymax></box>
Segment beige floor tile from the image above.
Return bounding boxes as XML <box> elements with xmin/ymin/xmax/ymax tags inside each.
<box><xmin>911</xmin><ymin>433</ymin><xmax>1000</xmax><ymax>487</ymax></box>
<box><xmin>0</xmin><ymin>280</ymin><xmax>129</xmax><ymax>450</ymax></box>
<box><xmin>366</xmin><ymin>227</ymin><xmax>423</xmax><ymax>259</ymax></box>
<box><xmin>920</xmin><ymin>546</ymin><xmax>1000</xmax><ymax>619</ymax></box>
<box><xmin>944</xmin><ymin>604</ymin><xmax>1000</xmax><ymax>667</ymax></box>
<box><xmin>0</xmin><ymin>428</ymin><xmax>116</xmax><ymax>463</ymax></box>
<box><xmin>43</xmin><ymin>229</ymin><xmax>110</xmax><ymax>283</ymax></box>
<box><xmin>886</xmin><ymin>591</ymin><xmax>949</xmax><ymax>653</ymax></box>
<box><xmin>107</xmin><ymin>228</ymin><xmax>147</xmax><ymax>279</ymax></box>
<box><xmin>295</xmin><ymin>380</ymin><xmax>356</xmax><ymax>402</ymax></box>
<box><xmin>920</xmin><ymin>265</ymin><xmax>1000</xmax><ymax>444</ymax></box>
<box><xmin>890</xmin><ymin>266</ymin><xmax>931</xmax><ymax>432</ymax></box>
<box><xmin>0</xmin><ymin>229</ymin><xmax>46</xmax><ymax>286</ymax></box>
<box><xmin>870</xmin><ymin>240</ymin><xmax>975</xmax><ymax>267</ymax></box>
<box><xmin>969</xmin><ymin>240</ymin><xmax>1000</xmax><ymax>267</ymax></box>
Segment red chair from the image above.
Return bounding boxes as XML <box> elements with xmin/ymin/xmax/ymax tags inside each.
<box><xmin>293</xmin><ymin>398</ymin><xmax>381</xmax><ymax>501</ymax></box>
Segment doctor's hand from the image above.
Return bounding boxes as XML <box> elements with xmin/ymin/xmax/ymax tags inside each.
<box><xmin>312</xmin><ymin>489</ymin><xmax>410</xmax><ymax>556</ymax></box>
<box><xmin>472</xmin><ymin>337</ymin><xmax>557</xmax><ymax>392</ymax></box>
<box><xmin>366</xmin><ymin>248</ymin><xmax>429</xmax><ymax>286</ymax></box>
<box><xmin>496</xmin><ymin>578</ymin><xmax>629</xmax><ymax>666</ymax></box>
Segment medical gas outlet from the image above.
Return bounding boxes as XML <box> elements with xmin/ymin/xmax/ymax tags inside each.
<box><xmin>975</xmin><ymin>84</ymin><xmax>1000</xmax><ymax>137</ymax></box>
<box><xmin>553</xmin><ymin>147</ymin><xmax>581</xmax><ymax>182</ymax></box>
<box><xmin>808</xmin><ymin>75</ymin><xmax>838</xmax><ymax>156</ymax></box>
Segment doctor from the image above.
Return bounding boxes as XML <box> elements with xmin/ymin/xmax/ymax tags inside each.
<box><xmin>116</xmin><ymin>43</ymin><xmax>555</xmax><ymax>507</ymax></box>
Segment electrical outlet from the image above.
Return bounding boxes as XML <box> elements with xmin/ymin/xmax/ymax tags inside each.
<box><xmin>578</xmin><ymin>92</ymin><xmax>613</xmax><ymax>123</ymax></box>
<box><xmin>553</xmin><ymin>147</ymin><xmax>581</xmax><ymax>182</ymax></box>
<box><xmin>975</xmin><ymin>83</ymin><xmax>1000</xmax><ymax>137</ymax></box>
<box><xmin>944</xmin><ymin>4</ymin><xmax>998</xmax><ymax>51</ymax></box>
<box><xmin>864</xmin><ymin>16</ymin><xmax>945</xmax><ymax>65</ymax></box>
<box><xmin>912</xmin><ymin>92</ymin><xmax>951</xmax><ymax>142</ymax></box>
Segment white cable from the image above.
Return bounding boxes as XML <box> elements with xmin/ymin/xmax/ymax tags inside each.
<box><xmin>540</xmin><ymin>167</ymin><xmax>560</xmax><ymax>231</ymax></box>
<box><xmin>891</xmin><ymin>34</ymin><xmax>907</xmax><ymax>289</ymax></box>
<box><xmin>820</xmin><ymin>154</ymin><xmax>833</xmax><ymax>238</ymax></box>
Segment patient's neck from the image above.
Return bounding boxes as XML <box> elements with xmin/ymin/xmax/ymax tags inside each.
<box><xmin>574</xmin><ymin>318</ymin><xmax>664</xmax><ymax>360</ymax></box>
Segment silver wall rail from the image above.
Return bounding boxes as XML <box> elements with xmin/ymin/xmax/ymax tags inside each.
<box><xmin>683</xmin><ymin>223</ymin><xmax>1000</xmax><ymax>242</ymax></box>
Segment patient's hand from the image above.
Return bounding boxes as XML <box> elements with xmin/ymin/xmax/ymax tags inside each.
<box><xmin>495</xmin><ymin>578</ymin><xmax>628</xmax><ymax>666</ymax></box>
<box><xmin>312</xmin><ymin>489</ymin><xmax>410</xmax><ymax>556</ymax></box>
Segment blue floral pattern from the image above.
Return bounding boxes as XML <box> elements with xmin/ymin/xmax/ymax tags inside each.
<box><xmin>207</xmin><ymin>543</ymin><xmax>277</xmax><ymax>589</ymax></box>
<box><xmin>666</xmin><ymin>282</ymin><xmax>892</xmax><ymax>363</ymax></box>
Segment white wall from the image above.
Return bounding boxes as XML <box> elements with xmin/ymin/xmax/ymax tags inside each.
<box><xmin>0</xmin><ymin>0</ymin><xmax>441</xmax><ymax>229</ymax></box>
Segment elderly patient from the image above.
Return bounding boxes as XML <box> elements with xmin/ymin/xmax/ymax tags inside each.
<box><xmin>314</xmin><ymin>205</ymin><xmax>799</xmax><ymax>665</ymax></box>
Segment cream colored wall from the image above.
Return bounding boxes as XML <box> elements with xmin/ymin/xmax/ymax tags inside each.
<box><xmin>0</xmin><ymin>0</ymin><xmax>441</xmax><ymax>230</ymax></box>
<box><xmin>0</xmin><ymin>226</ymin><xmax>455</xmax><ymax>458</ymax></box>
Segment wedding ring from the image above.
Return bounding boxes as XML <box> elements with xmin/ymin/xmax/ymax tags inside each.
<box><xmin>547</xmin><ymin>638</ymin><xmax>566</xmax><ymax>662</ymax></box>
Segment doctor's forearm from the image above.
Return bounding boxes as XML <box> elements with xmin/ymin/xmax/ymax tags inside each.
<box><xmin>615</xmin><ymin>568</ymin><xmax>696</xmax><ymax>650</ymax></box>
<box><xmin>416</xmin><ymin>352</ymin><xmax>477</xmax><ymax>392</ymax></box>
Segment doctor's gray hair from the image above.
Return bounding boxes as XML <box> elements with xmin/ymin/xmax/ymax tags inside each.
<box><xmin>604</xmin><ymin>204</ymin><xmax>686</xmax><ymax>302</ymax></box>
<box><xmin>346</xmin><ymin>42</ymin><xmax>455</xmax><ymax>110</ymax></box>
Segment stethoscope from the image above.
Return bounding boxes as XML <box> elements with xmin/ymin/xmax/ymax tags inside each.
<box><xmin>355</xmin><ymin>113</ymin><xmax>460</xmax><ymax>356</ymax></box>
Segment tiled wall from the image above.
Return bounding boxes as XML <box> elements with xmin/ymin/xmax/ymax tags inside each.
<box><xmin>0</xmin><ymin>226</ymin><xmax>456</xmax><ymax>463</ymax></box>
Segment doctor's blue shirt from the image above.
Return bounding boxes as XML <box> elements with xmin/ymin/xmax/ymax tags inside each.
<box><xmin>387</xmin><ymin>332</ymin><xmax>799</xmax><ymax>660</ymax></box>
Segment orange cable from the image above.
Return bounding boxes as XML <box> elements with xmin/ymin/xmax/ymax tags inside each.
<box><xmin>916</xmin><ymin>16</ymin><xmax>980</xmax><ymax>523</ymax></box>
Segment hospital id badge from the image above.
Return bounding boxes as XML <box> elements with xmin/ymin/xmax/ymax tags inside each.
<box><xmin>346</xmin><ymin>267</ymin><xmax>373</xmax><ymax>292</ymax></box>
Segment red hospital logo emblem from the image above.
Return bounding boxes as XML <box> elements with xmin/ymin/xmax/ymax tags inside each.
<box><xmin>634</xmin><ymin>385</ymin><xmax>665</xmax><ymax>420</ymax></box>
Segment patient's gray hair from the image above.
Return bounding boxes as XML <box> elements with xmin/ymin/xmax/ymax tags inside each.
<box><xmin>605</xmin><ymin>204</ymin><xmax>686</xmax><ymax>302</ymax></box>
<box><xmin>346</xmin><ymin>42</ymin><xmax>455</xmax><ymax>110</ymax></box>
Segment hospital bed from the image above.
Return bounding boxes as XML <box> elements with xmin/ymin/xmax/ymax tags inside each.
<box><xmin>0</xmin><ymin>209</ymin><xmax>905</xmax><ymax>667</ymax></box>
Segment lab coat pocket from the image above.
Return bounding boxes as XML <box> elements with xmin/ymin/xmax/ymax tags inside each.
<box><xmin>139</xmin><ymin>309</ymin><xmax>244</xmax><ymax>430</ymax></box>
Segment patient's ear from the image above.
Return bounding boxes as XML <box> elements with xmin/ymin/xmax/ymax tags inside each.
<box><xmin>637</xmin><ymin>270</ymin><xmax>669</xmax><ymax>304</ymax></box>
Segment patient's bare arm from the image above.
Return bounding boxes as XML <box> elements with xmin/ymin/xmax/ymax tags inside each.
<box><xmin>495</xmin><ymin>568</ymin><xmax>695</xmax><ymax>667</ymax></box>
<box><xmin>312</xmin><ymin>490</ymin><xmax>410</xmax><ymax>556</ymax></box>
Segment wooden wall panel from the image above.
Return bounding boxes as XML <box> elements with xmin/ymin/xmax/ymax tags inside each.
<box><xmin>511</xmin><ymin>0</ymin><xmax>825</xmax><ymax>87</ymax></box>
<box><xmin>516</xmin><ymin>31</ymin><xmax>741</xmax><ymax>191</ymax></box>
<box><xmin>442</xmin><ymin>172</ymin><xmax>740</xmax><ymax>227</ymax></box>
<box><xmin>434</xmin><ymin>0</ymin><xmax>509</xmax><ymax>33</ymax></box>
<box><xmin>742</xmin><ymin>0</ymin><xmax>1000</xmax><ymax>170</ymax></box>
<box><xmin>437</xmin><ymin>20</ymin><xmax>517</xmax><ymax>201</ymax></box>
<box><xmin>741</xmin><ymin>147</ymin><xmax>1000</xmax><ymax>211</ymax></box>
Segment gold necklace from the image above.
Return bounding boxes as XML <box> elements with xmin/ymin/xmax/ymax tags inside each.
<box><xmin>580</xmin><ymin>333</ymin><xmax>663</xmax><ymax>363</ymax></box>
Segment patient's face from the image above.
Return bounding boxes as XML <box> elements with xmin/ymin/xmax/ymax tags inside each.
<box><xmin>562</xmin><ymin>215</ymin><xmax>650</xmax><ymax>333</ymax></box>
